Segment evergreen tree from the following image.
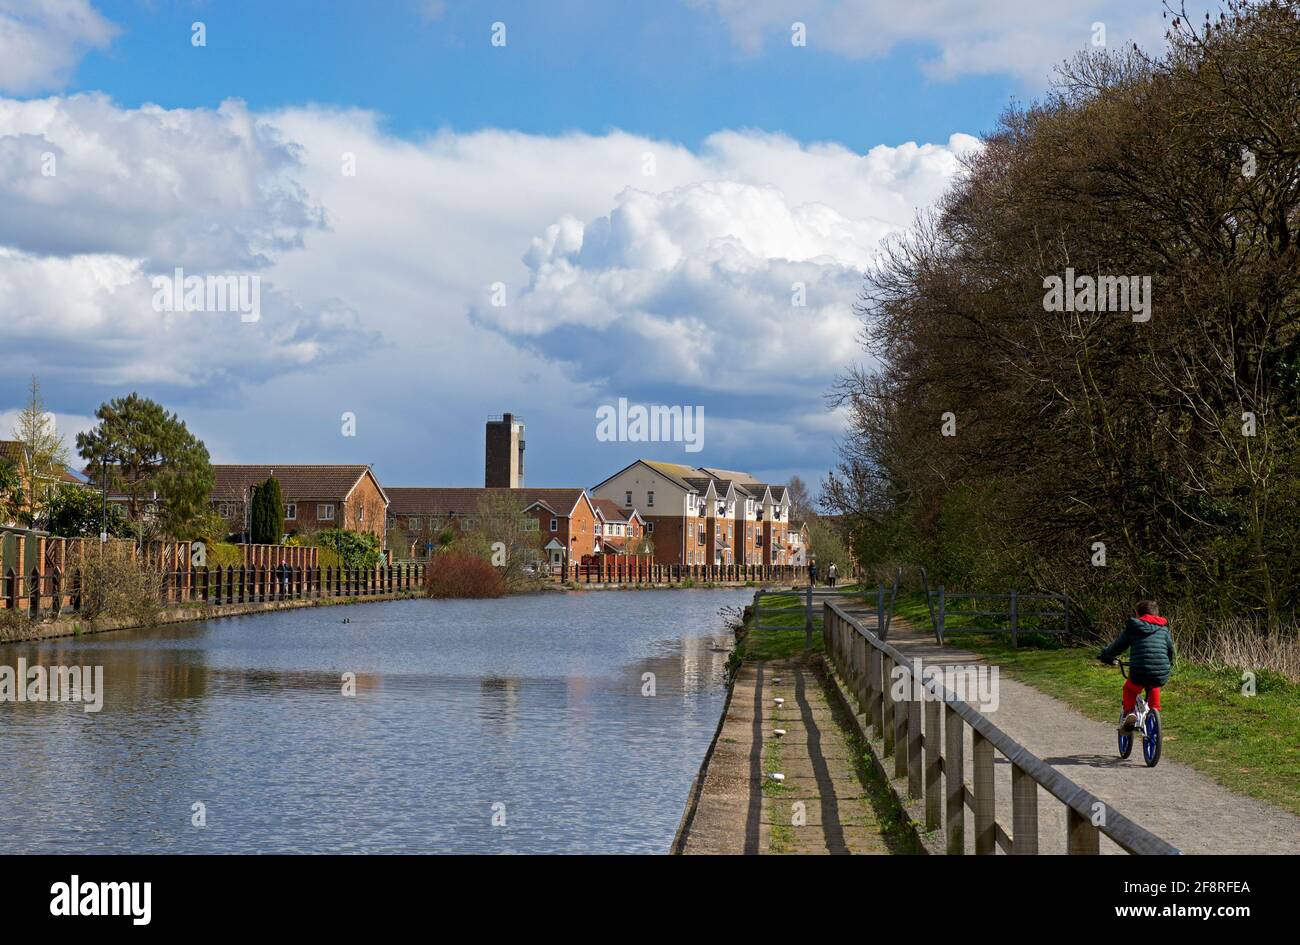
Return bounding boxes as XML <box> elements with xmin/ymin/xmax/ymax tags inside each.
<box><xmin>250</xmin><ymin>476</ymin><xmax>284</xmax><ymax>544</ymax></box>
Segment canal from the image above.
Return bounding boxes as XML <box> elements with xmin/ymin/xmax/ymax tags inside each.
<box><xmin>0</xmin><ymin>589</ymin><xmax>753</xmax><ymax>853</ymax></box>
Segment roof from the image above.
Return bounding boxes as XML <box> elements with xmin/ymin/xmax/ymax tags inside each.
<box><xmin>210</xmin><ymin>465</ymin><xmax>385</xmax><ymax>504</ymax></box>
<box><xmin>1</xmin><ymin>440</ymin><xmax>84</xmax><ymax>484</ymax></box>
<box><xmin>386</xmin><ymin>487</ymin><xmax>588</xmax><ymax>518</ymax></box>
<box><xmin>640</xmin><ymin>461</ymin><xmax>704</xmax><ymax>491</ymax></box>
<box><xmin>682</xmin><ymin>476</ymin><xmax>718</xmax><ymax>497</ymax></box>
<box><xmin>698</xmin><ymin>466</ymin><xmax>761</xmax><ymax>485</ymax></box>
<box><xmin>590</xmin><ymin>498</ymin><xmax>629</xmax><ymax>522</ymax></box>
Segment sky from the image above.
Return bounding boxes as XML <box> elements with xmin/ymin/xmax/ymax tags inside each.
<box><xmin>0</xmin><ymin>0</ymin><xmax>1196</xmax><ymax>493</ymax></box>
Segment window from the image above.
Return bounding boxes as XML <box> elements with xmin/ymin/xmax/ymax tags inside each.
<box><xmin>625</xmin><ymin>491</ymin><xmax>633</xmax><ymax>506</ymax></box>
<box><xmin>756</xmin><ymin>534</ymin><xmax>763</xmax><ymax>546</ymax></box>
<box><xmin>522</xmin><ymin>518</ymin><xmax>539</xmax><ymax>531</ymax></box>
<box><xmin>550</xmin><ymin>518</ymin><xmax>558</xmax><ymax>532</ymax></box>
<box><xmin>285</xmin><ymin>503</ymin><xmax>297</xmax><ymax>521</ymax></box>
<box><xmin>647</xmin><ymin>491</ymin><xmax>654</xmax><ymax>507</ymax></box>
<box><xmin>647</xmin><ymin>521</ymin><xmax>654</xmax><ymax>533</ymax></box>
<box><xmin>358</xmin><ymin>505</ymin><xmax>364</xmax><ymax>523</ymax></box>
<box><xmin>319</xmin><ymin>503</ymin><xmax>335</xmax><ymax>521</ymax></box>
<box><xmin>593</xmin><ymin>522</ymin><xmax>599</xmax><ymax>534</ymax></box>
<box><xmin>409</xmin><ymin>517</ymin><xmax>421</xmax><ymax>529</ymax></box>
<box><xmin>218</xmin><ymin>502</ymin><xmax>234</xmax><ymax>518</ymax></box>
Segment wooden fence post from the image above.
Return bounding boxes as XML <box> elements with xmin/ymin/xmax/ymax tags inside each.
<box><xmin>973</xmin><ymin>729</ymin><xmax>995</xmax><ymax>854</ymax></box>
<box><xmin>944</xmin><ymin>702</ymin><xmax>964</xmax><ymax>854</ymax></box>
<box><xmin>1012</xmin><ymin>763</ymin><xmax>1039</xmax><ymax>854</ymax></box>
<box><xmin>894</xmin><ymin>672</ymin><xmax>908</xmax><ymax>779</ymax></box>
<box><xmin>937</xmin><ymin>585</ymin><xmax>946</xmax><ymax>644</ymax></box>
<box><xmin>924</xmin><ymin>694</ymin><xmax>941</xmax><ymax>829</ymax></box>
<box><xmin>882</xmin><ymin>655</ymin><xmax>896</xmax><ymax>757</ymax></box>
<box><xmin>907</xmin><ymin>686</ymin><xmax>923</xmax><ymax>799</ymax></box>
<box><xmin>1066</xmin><ymin>807</ymin><xmax>1100</xmax><ymax>854</ymax></box>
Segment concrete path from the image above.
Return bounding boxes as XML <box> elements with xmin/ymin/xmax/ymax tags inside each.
<box><xmin>677</xmin><ymin>658</ymin><xmax>892</xmax><ymax>854</ymax></box>
<box><xmin>860</xmin><ymin>616</ymin><xmax>1300</xmax><ymax>855</ymax></box>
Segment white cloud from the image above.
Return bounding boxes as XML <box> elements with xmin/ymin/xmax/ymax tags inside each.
<box><xmin>693</xmin><ymin>0</ymin><xmax>1184</xmax><ymax>84</ymax></box>
<box><xmin>0</xmin><ymin>94</ymin><xmax>976</xmax><ymax>481</ymax></box>
<box><xmin>0</xmin><ymin>0</ymin><xmax>117</xmax><ymax>94</ymax></box>
<box><xmin>473</xmin><ymin>135</ymin><xmax>977</xmax><ymax>400</ymax></box>
<box><xmin>0</xmin><ymin>94</ymin><xmax>325</xmax><ymax>269</ymax></box>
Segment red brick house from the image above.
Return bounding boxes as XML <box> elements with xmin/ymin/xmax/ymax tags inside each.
<box><xmin>2</xmin><ymin>439</ymin><xmax>85</xmax><ymax>526</ymax></box>
<box><xmin>209</xmin><ymin>465</ymin><xmax>389</xmax><ymax>545</ymax></box>
<box><xmin>590</xmin><ymin>498</ymin><xmax>648</xmax><ymax>555</ymax></box>
<box><xmin>384</xmin><ymin>487</ymin><xmax>597</xmax><ymax>567</ymax></box>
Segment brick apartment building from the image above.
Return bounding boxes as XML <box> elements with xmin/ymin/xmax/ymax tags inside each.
<box><xmin>209</xmin><ymin>465</ymin><xmax>389</xmax><ymax>544</ymax></box>
<box><xmin>591</xmin><ymin>461</ymin><xmax>796</xmax><ymax>567</ymax></box>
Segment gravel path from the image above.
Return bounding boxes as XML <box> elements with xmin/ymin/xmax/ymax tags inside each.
<box><xmin>877</xmin><ymin>623</ymin><xmax>1300</xmax><ymax>854</ymax></box>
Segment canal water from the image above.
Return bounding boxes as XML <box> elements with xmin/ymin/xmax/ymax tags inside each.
<box><xmin>0</xmin><ymin>589</ymin><xmax>752</xmax><ymax>854</ymax></box>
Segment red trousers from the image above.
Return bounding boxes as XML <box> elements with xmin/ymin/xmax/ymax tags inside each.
<box><xmin>1123</xmin><ymin>679</ymin><xmax>1161</xmax><ymax>712</ymax></box>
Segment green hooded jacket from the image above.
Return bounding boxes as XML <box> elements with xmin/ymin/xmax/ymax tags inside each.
<box><xmin>1099</xmin><ymin>615</ymin><xmax>1175</xmax><ymax>687</ymax></box>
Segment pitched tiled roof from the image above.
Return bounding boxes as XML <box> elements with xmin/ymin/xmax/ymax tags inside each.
<box><xmin>591</xmin><ymin>498</ymin><xmax>630</xmax><ymax>522</ymax></box>
<box><xmin>210</xmin><ymin>465</ymin><xmax>381</xmax><ymax>503</ymax></box>
<box><xmin>1</xmin><ymin>440</ymin><xmax>84</xmax><ymax>483</ymax></box>
<box><xmin>386</xmin><ymin>487</ymin><xmax>587</xmax><ymax>518</ymax></box>
<box><xmin>698</xmin><ymin>466</ymin><xmax>760</xmax><ymax>485</ymax></box>
<box><xmin>640</xmin><ymin>461</ymin><xmax>703</xmax><ymax>491</ymax></box>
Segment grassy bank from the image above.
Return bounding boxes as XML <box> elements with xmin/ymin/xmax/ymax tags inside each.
<box><xmin>890</xmin><ymin>592</ymin><xmax>1300</xmax><ymax>816</ymax></box>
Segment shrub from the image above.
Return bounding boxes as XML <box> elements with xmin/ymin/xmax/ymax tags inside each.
<box><xmin>206</xmin><ymin>542</ymin><xmax>243</xmax><ymax>568</ymax></box>
<box><xmin>423</xmin><ymin>550</ymin><xmax>506</xmax><ymax>599</ymax></box>
<box><xmin>311</xmin><ymin>529</ymin><xmax>379</xmax><ymax>569</ymax></box>
<box><xmin>72</xmin><ymin>544</ymin><xmax>162</xmax><ymax>626</ymax></box>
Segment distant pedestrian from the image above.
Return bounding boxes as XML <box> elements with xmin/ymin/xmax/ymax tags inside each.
<box><xmin>809</xmin><ymin>560</ymin><xmax>818</xmax><ymax>586</ymax></box>
<box><xmin>827</xmin><ymin>562</ymin><xmax>837</xmax><ymax>588</ymax></box>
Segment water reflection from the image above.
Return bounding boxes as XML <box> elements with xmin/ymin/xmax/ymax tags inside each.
<box><xmin>0</xmin><ymin>589</ymin><xmax>749</xmax><ymax>853</ymax></box>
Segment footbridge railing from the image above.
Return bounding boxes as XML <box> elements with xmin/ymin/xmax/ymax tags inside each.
<box><xmin>823</xmin><ymin>599</ymin><xmax>1179</xmax><ymax>855</ymax></box>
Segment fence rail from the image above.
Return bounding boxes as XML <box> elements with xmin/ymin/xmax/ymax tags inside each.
<box><xmin>2</xmin><ymin>563</ymin><xmax>427</xmax><ymax>619</ymax></box>
<box><xmin>823</xmin><ymin>599</ymin><xmax>1178</xmax><ymax>855</ymax></box>
<box><xmin>556</xmin><ymin>562</ymin><xmax>806</xmax><ymax>585</ymax></box>
<box><xmin>930</xmin><ymin>586</ymin><xmax>1070</xmax><ymax>646</ymax></box>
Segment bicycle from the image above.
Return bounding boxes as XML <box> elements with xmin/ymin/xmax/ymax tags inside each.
<box><xmin>1115</xmin><ymin>659</ymin><xmax>1162</xmax><ymax>767</ymax></box>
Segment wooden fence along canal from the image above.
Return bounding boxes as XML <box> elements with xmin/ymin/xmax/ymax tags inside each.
<box><xmin>822</xmin><ymin>598</ymin><xmax>1179</xmax><ymax>855</ymax></box>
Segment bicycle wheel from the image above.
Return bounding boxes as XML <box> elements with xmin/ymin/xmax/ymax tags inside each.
<box><xmin>1117</xmin><ymin>712</ymin><xmax>1133</xmax><ymax>759</ymax></box>
<box><xmin>1143</xmin><ymin>709</ymin><xmax>1161</xmax><ymax>767</ymax></box>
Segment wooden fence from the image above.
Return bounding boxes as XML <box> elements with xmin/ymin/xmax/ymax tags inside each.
<box><xmin>557</xmin><ymin>562</ymin><xmax>807</xmax><ymax>585</ymax></box>
<box><xmin>823</xmin><ymin>598</ymin><xmax>1178</xmax><ymax>855</ymax></box>
<box><xmin>929</xmin><ymin>587</ymin><xmax>1070</xmax><ymax>646</ymax></box>
<box><xmin>3</xmin><ymin>562</ymin><xmax>426</xmax><ymax>620</ymax></box>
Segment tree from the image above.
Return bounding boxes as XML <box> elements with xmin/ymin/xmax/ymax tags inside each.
<box><xmin>0</xmin><ymin>459</ymin><xmax>22</xmax><ymax>527</ymax></box>
<box><xmin>824</xmin><ymin>2</ymin><xmax>1300</xmax><ymax>626</ymax></box>
<box><xmin>786</xmin><ymin>475</ymin><xmax>816</xmax><ymax>524</ymax></box>
<box><xmin>75</xmin><ymin>393</ymin><xmax>215</xmax><ymax>540</ymax></box>
<box><xmin>45</xmin><ymin>483</ymin><xmax>129</xmax><ymax>539</ymax></box>
<box><xmin>452</xmin><ymin>491</ymin><xmax>547</xmax><ymax>591</ymax></box>
<box><xmin>10</xmin><ymin>376</ymin><xmax>70</xmax><ymax>528</ymax></box>
<box><xmin>250</xmin><ymin>476</ymin><xmax>284</xmax><ymax>544</ymax></box>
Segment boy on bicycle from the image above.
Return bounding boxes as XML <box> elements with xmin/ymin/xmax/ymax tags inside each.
<box><xmin>1099</xmin><ymin>600</ymin><xmax>1175</xmax><ymax>731</ymax></box>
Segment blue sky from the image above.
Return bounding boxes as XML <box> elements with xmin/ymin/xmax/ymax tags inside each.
<box><xmin>0</xmin><ymin>1</ymin><xmax>1186</xmax><ymax>493</ymax></box>
<box><xmin>80</xmin><ymin>1</ymin><xmax>1013</xmax><ymax>149</ymax></box>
